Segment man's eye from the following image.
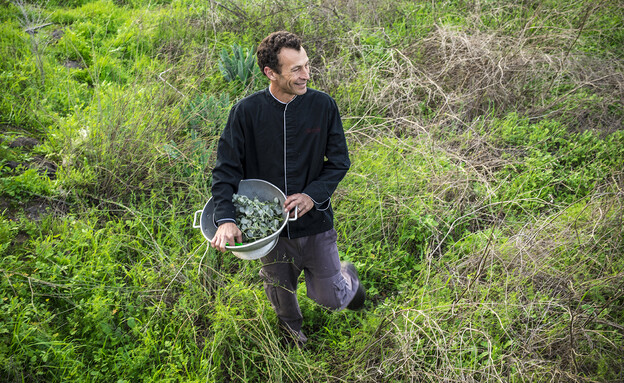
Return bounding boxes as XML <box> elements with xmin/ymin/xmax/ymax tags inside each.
<box><xmin>293</xmin><ymin>64</ymin><xmax>309</xmax><ymax>73</ymax></box>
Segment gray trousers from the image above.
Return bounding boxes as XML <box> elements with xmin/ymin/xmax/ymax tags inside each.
<box><xmin>259</xmin><ymin>228</ymin><xmax>358</xmax><ymax>332</ymax></box>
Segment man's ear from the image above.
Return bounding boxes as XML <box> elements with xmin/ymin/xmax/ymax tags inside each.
<box><xmin>264</xmin><ymin>66</ymin><xmax>277</xmax><ymax>81</ymax></box>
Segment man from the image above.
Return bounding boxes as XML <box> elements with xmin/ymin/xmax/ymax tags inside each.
<box><xmin>210</xmin><ymin>31</ymin><xmax>365</xmax><ymax>346</ymax></box>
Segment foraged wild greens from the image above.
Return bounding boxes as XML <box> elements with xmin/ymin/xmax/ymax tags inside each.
<box><xmin>232</xmin><ymin>194</ymin><xmax>284</xmax><ymax>242</ymax></box>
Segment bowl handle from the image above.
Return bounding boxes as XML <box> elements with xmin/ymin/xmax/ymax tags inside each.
<box><xmin>289</xmin><ymin>206</ymin><xmax>298</xmax><ymax>222</ymax></box>
<box><xmin>193</xmin><ymin>210</ymin><xmax>202</xmax><ymax>228</ymax></box>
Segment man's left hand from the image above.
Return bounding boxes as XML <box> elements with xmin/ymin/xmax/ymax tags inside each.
<box><xmin>284</xmin><ymin>193</ymin><xmax>314</xmax><ymax>218</ymax></box>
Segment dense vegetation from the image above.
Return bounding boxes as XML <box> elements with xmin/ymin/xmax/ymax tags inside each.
<box><xmin>1</xmin><ymin>0</ymin><xmax>623</xmax><ymax>381</ymax></box>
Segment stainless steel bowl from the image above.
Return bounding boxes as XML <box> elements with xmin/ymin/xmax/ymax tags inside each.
<box><xmin>193</xmin><ymin>179</ymin><xmax>297</xmax><ymax>260</ymax></box>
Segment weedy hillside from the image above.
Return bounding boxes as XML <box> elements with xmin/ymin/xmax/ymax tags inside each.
<box><xmin>1</xmin><ymin>0</ymin><xmax>623</xmax><ymax>382</ymax></box>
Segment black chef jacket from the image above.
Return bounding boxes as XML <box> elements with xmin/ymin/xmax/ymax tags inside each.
<box><xmin>211</xmin><ymin>87</ymin><xmax>351</xmax><ymax>239</ymax></box>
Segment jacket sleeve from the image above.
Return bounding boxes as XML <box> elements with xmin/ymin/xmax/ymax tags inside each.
<box><xmin>211</xmin><ymin>106</ymin><xmax>245</xmax><ymax>223</ymax></box>
<box><xmin>302</xmin><ymin>98</ymin><xmax>351</xmax><ymax>209</ymax></box>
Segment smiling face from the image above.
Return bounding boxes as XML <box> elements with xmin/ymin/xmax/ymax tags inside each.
<box><xmin>264</xmin><ymin>47</ymin><xmax>310</xmax><ymax>103</ymax></box>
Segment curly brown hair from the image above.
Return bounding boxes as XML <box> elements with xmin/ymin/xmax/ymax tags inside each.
<box><xmin>257</xmin><ymin>31</ymin><xmax>302</xmax><ymax>76</ymax></box>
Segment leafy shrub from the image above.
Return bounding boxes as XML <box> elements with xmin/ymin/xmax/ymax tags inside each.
<box><xmin>0</xmin><ymin>217</ymin><xmax>18</xmax><ymax>255</ymax></box>
<box><xmin>0</xmin><ymin>168</ymin><xmax>54</xmax><ymax>200</ymax></box>
<box><xmin>489</xmin><ymin>114</ymin><xmax>624</xmax><ymax>212</ymax></box>
<box><xmin>53</xmin><ymin>28</ymin><xmax>93</xmax><ymax>67</ymax></box>
<box><xmin>184</xmin><ymin>92</ymin><xmax>231</xmax><ymax>134</ymax></box>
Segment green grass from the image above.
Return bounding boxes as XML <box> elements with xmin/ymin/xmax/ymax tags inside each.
<box><xmin>1</xmin><ymin>0</ymin><xmax>623</xmax><ymax>381</ymax></box>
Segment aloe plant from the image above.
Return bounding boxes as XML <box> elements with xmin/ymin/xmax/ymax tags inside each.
<box><xmin>218</xmin><ymin>44</ymin><xmax>258</xmax><ymax>85</ymax></box>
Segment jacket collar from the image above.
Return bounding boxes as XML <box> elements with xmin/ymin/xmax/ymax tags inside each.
<box><xmin>264</xmin><ymin>87</ymin><xmax>305</xmax><ymax>109</ymax></box>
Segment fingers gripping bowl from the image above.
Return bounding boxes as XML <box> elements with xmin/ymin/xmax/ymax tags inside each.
<box><xmin>193</xmin><ymin>179</ymin><xmax>297</xmax><ymax>260</ymax></box>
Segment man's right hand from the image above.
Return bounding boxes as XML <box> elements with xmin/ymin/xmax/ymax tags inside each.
<box><xmin>210</xmin><ymin>222</ymin><xmax>243</xmax><ymax>253</ymax></box>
